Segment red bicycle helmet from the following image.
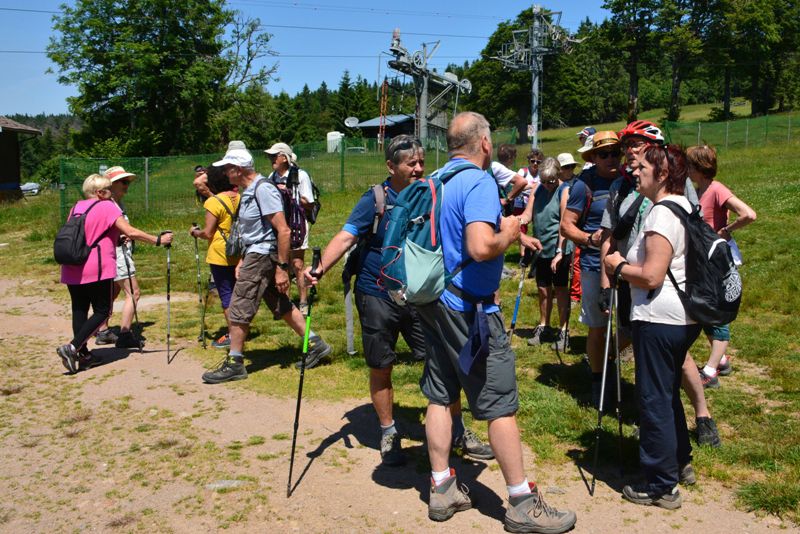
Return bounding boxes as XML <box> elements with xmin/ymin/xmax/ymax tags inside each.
<box><xmin>619</xmin><ymin>120</ymin><xmax>665</xmax><ymax>144</ymax></box>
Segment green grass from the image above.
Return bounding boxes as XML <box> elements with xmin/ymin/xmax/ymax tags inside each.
<box><xmin>2</xmin><ymin>116</ymin><xmax>800</xmax><ymax>522</ymax></box>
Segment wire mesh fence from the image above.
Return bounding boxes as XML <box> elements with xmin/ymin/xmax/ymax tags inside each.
<box><xmin>663</xmin><ymin>114</ymin><xmax>797</xmax><ymax>150</ymax></box>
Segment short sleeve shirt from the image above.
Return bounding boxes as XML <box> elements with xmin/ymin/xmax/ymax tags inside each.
<box><xmin>531</xmin><ymin>185</ymin><xmax>562</xmax><ymax>258</ymax></box>
<box><xmin>490</xmin><ymin>161</ymin><xmax>517</xmax><ymax>189</ymax></box>
<box><xmin>238</xmin><ymin>175</ymin><xmax>283</xmax><ymax>256</ymax></box>
<box><xmin>566</xmin><ymin>167</ymin><xmax>614</xmax><ymax>271</ymax></box>
<box><xmin>204</xmin><ymin>193</ymin><xmax>240</xmax><ymax>266</ymax></box>
<box><xmin>269</xmin><ymin>167</ymin><xmax>314</xmax><ymax>204</ymax></box>
<box><xmin>439</xmin><ymin>158</ymin><xmax>502</xmax><ymax>313</ymax></box>
<box><xmin>515</xmin><ymin>167</ymin><xmax>540</xmax><ymax>209</ymax></box>
<box><xmin>341</xmin><ymin>180</ymin><xmax>400</xmax><ymax>299</ymax></box>
<box><xmin>699</xmin><ymin>180</ymin><xmax>733</xmax><ymax>231</ymax></box>
<box><xmin>60</xmin><ymin>199</ymin><xmax>123</xmax><ymax>285</ymax></box>
<box><xmin>626</xmin><ymin>194</ymin><xmax>694</xmax><ymax>325</ymax></box>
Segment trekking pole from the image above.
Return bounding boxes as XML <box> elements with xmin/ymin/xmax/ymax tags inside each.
<box><xmin>121</xmin><ymin>242</ymin><xmax>143</xmax><ymax>353</ymax></box>
<box><xmin>288</xmin><ymin>246</ymin><xmax>321</xmax><ymax>497</ymax></box>
<box><xmin>192</xmin><ymin>223</ymin><xmax>207</xmax><ymax>349</ymax></box>
<box><xmin>508</xmin><ymin>247</ymin><xmax>534</xmax><ymax>343</ymax></box>
<box><xmin>612</xmin><ymin>282</ymin><xmax>624</xmax><ymax>477</ymax></box>
<box><xmin>161</xmin><ymin>232</ymin><xmax>175</xmax><ymax>364</ymax></box>
<box><xmin>590</xmin><ymin>281</ymin><xmax>615</xmax><ymax>497</ymax></box>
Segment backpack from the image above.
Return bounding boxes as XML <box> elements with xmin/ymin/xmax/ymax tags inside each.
<box><xmin>272</xmin><ymin>167</ymin><xmax>307</xmax><ymax>249</ymax></box>
<box><xmin>306</xmin><ymin>172</ymin><xmax>322</xmax><ymax>225</ymax></box>
<box><xmin>379</xmin><ymin>162</ymin><xmax>478</xmax><ymax>305</ymax></box>
<box><xmin>53</xmin><ymin>200</ymin><xmax>111</xmax><ymax>265</ymax></box>
<box><xmin>654</xmin><ymin>200</ymin><xmax>742</xmax><ymax>326</ymax></box>
<box><xmin>342</xmin><ymin>184</ymin><xmax>387</xmax><ymax>285</ymax></box>
<box><xmin>611</xmin><ymin>171</ymin><xmax>644</xmax><ymax>241</ymax></box>
<box><xmin>212</xmin><ymin>194</ymin><xmax>243</xmax><ymax>258</ymax></box>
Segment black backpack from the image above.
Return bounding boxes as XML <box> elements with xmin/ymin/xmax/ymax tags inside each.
<box><xmin>655</xmin><ymin>200</ymin><xmax>742</xmax><ymax>326</ymax></box>
<box><xmin>342</xmin><ymin>184</ymin><xmax>387</xmax><ymax>284</ymax></box>
<box><xmin>53</xmin><ymin>200</ymin><xmax>111</xmax><ymax>265</ymax></box>
<box><xmin>272</xmin><ymin>167</ymin><xmax>307</xmax><ymax>249</ymax></box>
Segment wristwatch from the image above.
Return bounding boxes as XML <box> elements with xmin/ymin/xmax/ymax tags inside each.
<box><xmin>276</xmin><ymin>262</ymin><xmax>290</xmax><ymax>271</ymax></box>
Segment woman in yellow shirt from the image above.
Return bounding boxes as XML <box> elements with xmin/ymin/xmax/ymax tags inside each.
<box><xmin>189</xmin><ymin>165</ymin><xmax>240</xmax><ymax>348</ymax></box>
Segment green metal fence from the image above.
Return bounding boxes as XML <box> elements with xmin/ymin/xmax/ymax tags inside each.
<box><xmin>663</xmin><ymin>114</ymin><xmax>797</xmax><ymax>150</ymax></box>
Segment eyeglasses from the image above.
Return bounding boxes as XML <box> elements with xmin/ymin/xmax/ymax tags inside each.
<box><xmin>98</xmin><ymin>188</ymin><xmax>111</xmax><ymax>194</ymax></box>
<box><xmin>117</xmin><ymin>179</ymin><xmax>131</xmax><ymax>186</ymax></box>
<box><xmin>623</xmin><ymin>139</ymin><xmax>648</xmax><ymax>150</ymax></box>
<box><xmin>595</xmin><ymin>150</ymin><xmax>621</xmax><ymax>160</ymax></box>
<box><xmin>528</xmin><ymin>159</ymin><xmax>542</xmax><ymax>164</ymax></box>
<box><xmin>541</xmin><ymin>178</ymin><xmax>558</xmax><ymax>184</ymax></box>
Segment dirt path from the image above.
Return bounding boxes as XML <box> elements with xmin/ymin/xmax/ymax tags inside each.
<box><xmin>0</xmin><ymin>278</ymin><xmax>792</xmax><ymax>533</ymax></box>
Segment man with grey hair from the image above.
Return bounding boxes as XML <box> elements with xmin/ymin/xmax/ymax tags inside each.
<box><xmin>416</xmin><ymin>112</ymin><xmax>576</xmax><ymax>532</ymax></box>
<box><xmin>304</xmin><ymin>134</ymin><xmax>492</xmax><ymax>466</ymax></box>
<box><xmin>201</xmin><ymin>144</ymin><xmax>332</xmax><ymax>384</ymax></box>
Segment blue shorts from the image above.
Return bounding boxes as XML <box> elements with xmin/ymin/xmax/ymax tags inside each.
<box><xmin>702</xmin><ymin>323</ymin><xmax>730</xmax><ymax>341</ymax></box>
<box><xmin>209</xmin><ymin>264</ymin><xmax>236</xmax><ymax>309</ymax></box>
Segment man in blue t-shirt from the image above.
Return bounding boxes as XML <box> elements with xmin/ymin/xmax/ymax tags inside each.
<box><xmin>561</xmin><ymin>130</ymin><xmax>621</xmax><ymax>410</ymax></box>
<box><xmin>304</xmin><ymin>135</ymin><xmax>492</xmax><ymax>467</ymax></box>
<box><xmin>416</xmin><ymin>112</ymin><xmax>575</xmax><ymax>533</ymax></box>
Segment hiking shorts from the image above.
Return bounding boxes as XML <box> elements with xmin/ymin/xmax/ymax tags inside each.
<box><xmin>114</xmin><ymin>244</ymin><xmax>135</xmax><ymax>281</ymax></box>
<box><xmin>535</xmin><ymin>254</ymin><xmax>571</xmax><ymax>288</ymax></box>
<box><xmin>228</xmin><ymin>252</ymin><xmax>293</xmax><ymax>325</ymax></box>
<box><xmin>355</xmin><ymin>291</ymin><xmax>427</xmax><ymax>368</ymax></box>
<box><xmin>579</xmin><ymin>270</ymin><xmax>606</xmax><ymax>328</ymax></box>
<box><xmin>702</xmin><ymin>323</ymin><xmax>730</xmax><ymax>341</ymax></box>
<box><xmin>416</xmin><ymin>300</ymin><xmax>518</xmax><ymax>421</ymax></box>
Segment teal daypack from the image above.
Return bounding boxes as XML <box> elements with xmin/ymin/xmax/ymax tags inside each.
<box><xmin>379</xmin><ymin>162</ymin><xmax>478</xmax><ymax>305</ymax></box>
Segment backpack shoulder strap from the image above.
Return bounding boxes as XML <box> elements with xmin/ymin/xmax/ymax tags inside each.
<box><xmin>370</xmin><ymin>184</ymin><xmax>387</xmax><ymax>236</ymax></box>
<box><xmin>436</xmin><ymin>162</ymin><xmax>481</xmax><ymax>184</ymax></box>
<box><xmin>212</xmin><ymin>194</ymin><xmax>236</xmax><ymax>220</ymax></box>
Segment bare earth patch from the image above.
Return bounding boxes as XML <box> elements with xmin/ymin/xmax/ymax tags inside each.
<box><xmin>0</xmin><ymin>277</ymin><xmax>792</xmax><ymax>532</ymax></box>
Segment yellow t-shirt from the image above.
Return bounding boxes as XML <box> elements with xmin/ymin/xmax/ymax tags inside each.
<box><xmin>204</xmin><ymin>193</ymin><xmax>240</xmax><ymax>266</ymax></box>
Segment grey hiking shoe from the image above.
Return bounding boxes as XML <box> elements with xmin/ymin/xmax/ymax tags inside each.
<box><xmin>428</xmin><ymin>469</ymin><xmax>472</xmax><ymax>522</ymax></box>
<box><xmin>622</xmin><ymin>484</ymin><xmax>682</xmax><ymax>510</ymax></box>
<box><xmin>57</xmin><ymin>344</ymin><xmax>78</xmax><ymax>374</ymax></box>
<box><xmin>505</xmin><ymin>483</ymin><xmax>577</xmax><ymax>534</ymax></box>
<box><xmin>95</xmin><ymin>328</ymin><xmax>117</xmax><ymax>345</ymax></box>
<box><xmin>698</xmin><ymin>368</ymin><xmax>720</xmax><ymax>389</ymax></box>
<box><xmin>717</xmin><ymin>355</ymin><xmax>732</xmax><ymax>376</ymax></box>
<box><xmin>527</xmin><ymin>325</ymin><xmax>547</xmax><ymax>346</ymax></box>
<box><xmin>696</xmin><ymin>417</ymin><xmax>721</xmax><ymax>448</ymax></box>
<box><xmin>679</xmin><ymin>463</ymin><xmax>696</xmax><ymax>486</ymax></box>
<box><xmin>453</xmin><ymin>428</ymin><xmax>494</xmax><ymax>460</ymax></box>
<box><xmin>379</xmin><ymin>432</ymin><xmax>406</xmax><ymax>466</ymax></box>
<box><xmin>550</xmin><ymin>328</ymin><xmax>570</xmax><ymax>352</ymax></box>
<box><xmin>296</xmin><ymin>335</ymin><xmax>332</xmax><ymax>369</ymax></box>
<box><xmin>202</xmin><ymin>358</ymin><xmax>247</xmax><ymax>384</ymax></box>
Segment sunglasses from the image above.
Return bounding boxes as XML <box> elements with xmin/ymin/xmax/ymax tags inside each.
<box><xmin>117</xmin><ymin>179</ymin><xmax>132</xmax><ymax>186</ymax></box>
<box><xmin>541</xmin><ymin>178</ymin><xmax>558</xmax><ymax>184</ymax></box>
<box><xmin>595</xmin><ymin>150</ymin><xmax>621</xmax><ymax>160</ymax></box>
<box><xmin>528</xmin><ymin>159</ymin><xmax>542</xmax><ymax>164</ymax></box>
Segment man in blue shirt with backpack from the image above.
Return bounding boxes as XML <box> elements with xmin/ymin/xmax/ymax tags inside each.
<box><xmin>415</xmin><ymin>112</ymin><xmax>576</xmax><ymax>533</ymax></box>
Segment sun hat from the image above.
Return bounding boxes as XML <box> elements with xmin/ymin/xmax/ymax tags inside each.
<box><xmin>104</xmin><ymin>166</ymin><xmax>136</xmax><ymax>183</ymax></box>
<box><xmin>212</xmin><ymin>147</ymin><xmax>254</xmax><ymax>168</ymax></box>
<box><xmin>580</xmin><ymin>131</ymin><xmax>620</xmax><ymax>162</ymax></box>
<box><xmin>577</xmin><ymin>135</ymin><xmax>594</xmax><ymax>154</ymax></box>
<box><xmin>557</xmin><ymin>153</ymin><xmax>577</xmax><ymax>167</ymax></box>
<box><xmin>265</xmin><ymin>142</ymin><xmax>296</xmax><ymax>163</ymax></box>
<box><xmin>227</xmin><ymin>140</ymin><xmax>247</xmax><ymax>150</ymax></box>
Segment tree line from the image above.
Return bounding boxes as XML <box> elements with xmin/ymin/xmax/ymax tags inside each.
<box><xmin>12</xmin><ymin>0</ymin><xmax>799</xmax><ymax>182</ymax></box>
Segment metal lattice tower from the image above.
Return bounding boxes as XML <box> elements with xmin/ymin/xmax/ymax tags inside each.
<box><xmin>491</xmin><ymin>4</ymin><xmax>583</xmax><ymax>148</ymax></box>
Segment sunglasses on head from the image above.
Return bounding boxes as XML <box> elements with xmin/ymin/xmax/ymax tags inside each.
<box><xmin>596</xmin><ymin>150</ymin><xmax>621</xmax><ymax>160</ymax></box>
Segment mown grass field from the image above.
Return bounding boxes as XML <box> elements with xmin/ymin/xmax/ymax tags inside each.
<box><xmin>1</xmin><ymin>108</ymin><xmax>799</xmax><ymax>523</ymax></box>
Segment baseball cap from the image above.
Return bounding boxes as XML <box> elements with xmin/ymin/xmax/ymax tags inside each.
<box><xmin>212</xmin><ymin>148</ymin><xmax>254</xmax><ymax>168</ymax></box>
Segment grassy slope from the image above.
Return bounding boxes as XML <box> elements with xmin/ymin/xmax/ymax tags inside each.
<box><xmin>1</xmin><ymin>109</ymin><xmax>799</xmax><ymax>521</ymax></box>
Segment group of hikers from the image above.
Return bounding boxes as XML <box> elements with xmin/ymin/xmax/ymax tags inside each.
<box><xmin>55</xmin><ymin>110</ymin><xmax>755</xmax><ymax>533</ymax></box>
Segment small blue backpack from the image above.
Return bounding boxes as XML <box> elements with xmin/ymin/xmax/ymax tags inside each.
<box><xmin>379</xmin><ymin>162</ymin><xmax>478</xmax><ymax>305</ymax></box>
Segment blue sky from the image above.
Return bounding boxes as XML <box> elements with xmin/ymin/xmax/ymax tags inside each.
<box><xmin>0</xmin><ymin>1</ymin><xmax>610</xmax><ymax>116</ymax></box>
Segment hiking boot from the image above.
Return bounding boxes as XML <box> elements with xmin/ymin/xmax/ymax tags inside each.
<box><xmin>202</xmin><ymin>357</ymin><xmax>247</xmax><ymax>384</ymax></box>
<box><xmin>698</xmin><ymin>368</ymin><xmax>720</xmax><ymax>389</ymax></box>
<box><xmin>428</xmin><ymin>469</ymin><xmax>472</xmax><ymax>522</ymax></box>
<box><xmin>527</xmin><ymin>325</ymin><xmax>546</xmax><ymax>346</ymax></box>
<box><xmin>550</xmin><ymin>328</ymin><xmax>570</xmax><ymax>352</ymax></box>
<box><xmin>717</xmin><ymin>355</ymin><xmax>732</xmax><ymax>376</ymax></box>
<box><xmin>95</xmin><ymin>328</ymin><xmax>117</xmax><ymax>345</ymax></box>
<box><xmin>505</xmin><ymin>483</ymin><xmax>577</xmax><ymax>533</ymax></box>
<box><xmin>679</xmin><ymin>463</ymin><xmax>696</xmax><ymax>486</ymax></box>
<box><xmin>298</xmin><ymin>302</ymin><xmax>309</xmax><ymax>317</ymax></box>
<box><xmin>211</xmin><ymin>333</ymin><xmax>231</xmax><ymax>349</ymax></box>
<box><xmin>115</xmin><ymin>330</ymin><xmax>143</xmax><ymax>349</ymax></box>
<box><xmin>453</xmin><ymin>428</ymin><xmax>494</xmax><ymax>460</ymax></box>
<box><xmin>696</xmin><ymin>417</ymin><xmax>722</xmax><ymax>448</ymax></box>
<box><xmin>296</xmin><ymin>335</ymin><xmax>332</xmax><ymax>369</ymax></box>
<box><xmin>622</xmin><ymin>484</ymin><xmax>682</xmax><ymax>510</ymax></box>
<box><xmin>77</xmin><ymin>347</ymin><xmax>103</xmax><ymax>370</ymax></box>
<box><xmin>57</xmin><ymin>344</ymin><xmax>78</xmax><ymax>374</ymax></box>
<box><xmin>379</xmin><ymin>432</ymin><xmax>406</xmax><ymax>466</ymax></box>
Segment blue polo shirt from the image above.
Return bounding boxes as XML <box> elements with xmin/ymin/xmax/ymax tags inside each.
<box><xmin>438</xmin><ymin>158</ymin><xmax>502</xmax><ymax>313</ymax></box>
<box><xmin>566</xmin><ymin>167</ymin><xmax>614</xmax><ymax>271</ymax></box>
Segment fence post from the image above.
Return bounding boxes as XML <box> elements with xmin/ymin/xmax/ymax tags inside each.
<box><xmin>144</xmin><ymin>157</ymin><xmax>150</xmax><ymax>212</ymax></box>
<box><xmin>745</xmin><ymin>119</ymin><xmax>749</xmax><ymax>148</ymax></box>
<box><xmin>789</xmin><ymin>117</ymin><xmax>792</xmax><ymax>142</ymax></box>
<box><xmin>697</xmin><ymin>122</ymin><xmax>701</xmax><ymax>145</ymax></box>
<box><xmin>339</xmin><ymin>138</ymin><xmax>345</xmax><ymax>192</ymax></box>
<box><xmin>725</xmin><ymin>121</ymin><xmax>729</xmax><ymax>150</ymax></box>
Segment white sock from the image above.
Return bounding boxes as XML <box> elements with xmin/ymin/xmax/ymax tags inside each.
<box><xmin>431</xmin><ymin>468</ymin><xmax>451</xmax><ymax>486</ymax></box>
<box><xmin>507</xmin><ymin>478</ymin><xmax>531</xmax><ymax>497</ymax></box>
<box><xmin>703</xmin><ymin>365</ymin><xmax>717</xmax><ymax>377</ymax></box>
<box><xmin>380</xmin><ymin>420</ymin><xmax>396</xmax><ymax>437</ymax></box>
<box><xmin>719</xmin><ymin>355</ymin><xmax>729</xmax><ymax>365</ymax></box>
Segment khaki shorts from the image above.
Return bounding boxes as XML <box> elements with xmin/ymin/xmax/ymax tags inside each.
<box><xmin>114</xmin><ymin>244</ymin><xmax>135</xmax><ymax>282</ymax></box>
<box><xmin>228</xmin><ymin>253</ymin><xmax>294</xmax><ymax>325</ymax></box>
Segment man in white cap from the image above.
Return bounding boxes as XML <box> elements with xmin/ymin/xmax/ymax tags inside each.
<box><xmin>264</xmin><ymin>142</ymin><xmax>316</xmax><ymax>316</ymax></box>
<box><xmin>201</xmin><ymin>145</ymin><xmax>332</xmax><ymax>384</ymax></box>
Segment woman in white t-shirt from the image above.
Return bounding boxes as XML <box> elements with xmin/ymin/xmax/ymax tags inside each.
<box><xmin>604</xmin><ymin>144</ymin><xmax>701</xmax><ymax>510</ymax></box>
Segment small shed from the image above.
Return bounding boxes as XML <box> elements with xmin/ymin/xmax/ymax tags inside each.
<box><xmin>356</xmin><ymin>114</ymin><xmax>416</xmax><ymax>139</ymax></box>
<box><xmin>0</xmin><ymin>116</ymin><xmax>42</xmax><ymax>200</ymax></box>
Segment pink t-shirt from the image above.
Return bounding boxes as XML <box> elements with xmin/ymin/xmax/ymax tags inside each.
<box><xmin>698</xmin><ymin>180</ymin><xmax>733</xmax><ymax>231</ymax></box>
<box><xmin>60</xmin><ymin>199</ymin><xmax>123</xmax><ymax>285</ymax></box>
